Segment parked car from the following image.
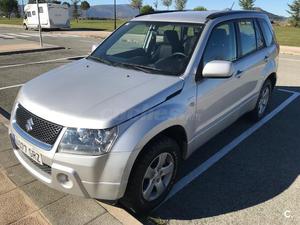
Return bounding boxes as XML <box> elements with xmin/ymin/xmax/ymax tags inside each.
<box><xmin>9</xmin><ymin>10</ymin><xmax>279</xmax><ymax>213</ymax></box>
<box><xmin>23</xmin><ymin>3</ymin><xmax>70</xmax><ymax>30</ymax></box>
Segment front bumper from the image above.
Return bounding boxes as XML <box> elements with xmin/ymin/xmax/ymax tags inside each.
<box><xmin>9</xmin><ymin>123</ymin><xmax>132</xmax><ymax>200</ymax></box>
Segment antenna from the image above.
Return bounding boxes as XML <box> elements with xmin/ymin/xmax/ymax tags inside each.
<box><xmin>230</xmin><ymin>1</ymin><xmax>235</xmax><ymax>10</ymax></box>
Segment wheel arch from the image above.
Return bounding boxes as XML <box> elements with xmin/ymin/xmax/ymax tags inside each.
<box><xmin>120</xmin><ymin>124</ymin><xmax>187</xmax><ymax>200</ymax></box>
<box><xmin>117</xmin><ymin>120</ymin><xmax>189</xmax><ymax>198</ymax></box>
<box><xmin>267</xmin><ymin>72</ymin><xmax>277</xmax><ymax>89</ymax></box>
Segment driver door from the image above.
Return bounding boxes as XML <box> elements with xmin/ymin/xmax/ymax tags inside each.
<box><xmin>193</xmin><ymin>21</ymin><xmax>244</xmax><ymax>148</ymax></box>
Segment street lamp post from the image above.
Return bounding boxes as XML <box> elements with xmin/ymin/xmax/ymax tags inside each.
<box><xmin>114</xmin><ymin>0</ymin><xmax>116</xmax><ymax>30</ymax></box>
<box><xmin>36</xmin><ymin>0</ymin><xmax>43</xmax><ymax>47</ymax></box>
<box><xmin>21</xmin><ymin>0</ymin><xmax>24</xmax><ymax>17</ymax></box>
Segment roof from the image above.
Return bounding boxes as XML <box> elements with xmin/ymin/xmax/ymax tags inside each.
<box><xmin>132</xmin><ymin>10</ymin><xmax>265</xmax><ymax>24</ymax></box>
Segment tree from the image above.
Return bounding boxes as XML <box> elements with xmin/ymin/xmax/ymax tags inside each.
<box><xmin>153</xmin><ymin>0</ymin><xmax>158</xmax><ymax>10</ymax></box>
<box><xmin>194</xmin><ymin>6</ymin><xmax>207</xmax><ymax>11</ymax></box>
<box><xmin>80</xmin><ymin>0</ymin><xmax>89</xmax><ymax>18</ymax></box>
<box><xmin>175</xmin><ymin>0</ymin><xmax>187</xmax><ymax>10</ymax></box>
<box><xmin>131</xmin><ymin>0</ymin><xmax>143</xmax><ymax>12</ymax></box>
<box><xmin>140</xmin><ymin>5</ymin><xmax>154</xmax><ymax>14</ymax></box>
<box><xmin>71</xmin><ymin>0</ymin><xmax>80</xmax><ymax>22</ymax></box>
<box><xmin>239</xmin><ymin>0</ymin><xmax>255</xmax><ymax>10</ymax></box>
<box><xmin>287</xmin><ymin>0</ymin><xmax>300</xmax><ymax>27</ymax></box>
<box><xmin>162</xmin><ymin>0</ymin><xmax>172</xmax><ymax>10</ymax></box>
<box><xmin>80</xmin><ymin>0</ymin><xmax>90</xmax><ymax>10</ymax></box>
<box><xmin>62</xmin><ymin>2</ymin><xmax>71</xmax><ymax>7</ymax></box>
<box><xmin>0</xmin><ymin>0</ymin><xmax>19</xmax><ymax>19</ymax></box>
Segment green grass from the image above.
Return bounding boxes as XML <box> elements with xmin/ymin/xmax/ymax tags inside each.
<box><xmin>70</xmin><ymin>19</ymin><xmax>127</xmax><ymax>31</ymax></box>
<box><xmin>1</xmin><ymin>18</ymin><xmax>300</xmax><ymax>47</ymax></box>
<box><xmin>0</xmin><ymin>18</ymin><xmax>22</xmax><ymax>25</ymax></box>
<box><xmin>273</xmin><ymin>26</ymin><xmax>300</xmax><ymax>47</ymax></box>
<box><xmin>0</xmin><ymin>18</ymin><xmax>126</xmax><ymax>31</ymax></box>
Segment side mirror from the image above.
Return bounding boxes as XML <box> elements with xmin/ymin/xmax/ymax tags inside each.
<box><xmin>202</xmin><ymin>60</ymin><xmax>234</xmax><ymax>78</ymax></box>
<box><xmin>91</xmin><ymin>44</ymin><xmax>99</xmax><ymax>53</ymax></box>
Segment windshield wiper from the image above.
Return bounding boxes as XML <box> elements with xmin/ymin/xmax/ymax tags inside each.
<box><xmin>87</xmin><ymin>56</ymin><xmax>114</xmax><ymax>66</ymax></box>
<box><xmin>88</xmin><ymin>57</ymin><xmax>175</xmax><ymax>75</ymax></box>
<box><xmin>116</xmin><ymin>62</ymin><xmax>167</xmax><ymax>74</ymax></box>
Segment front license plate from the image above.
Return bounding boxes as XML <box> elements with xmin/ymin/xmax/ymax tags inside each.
<box><xmin>15</xmin><ymin>138</ymin><xmax>43</xmax><ymax>165</ymax></box>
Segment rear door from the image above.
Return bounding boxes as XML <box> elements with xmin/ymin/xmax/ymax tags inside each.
<box><xmin>38</xmin><ymin>6</ymin><xmax>48</xmax><ymax>25</ymax></box>
<box><xmin>233</xmin><ymin>19</ymin><xmax>268</xmax><ymax>103</ymax></box>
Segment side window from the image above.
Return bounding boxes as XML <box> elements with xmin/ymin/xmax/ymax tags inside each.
<box><xmin>39</xmin><ymin>7</ymin><xmax>44</xmax><ymax>13</ymax></box>
<box><xmin>259</xmin><ymin>19</ymin><xmax>274</xmax><ymax>47</ymax></box>
<box><xmin>254</xmin><ymin>20</ymin><xmax>265</xmax><ymax>49</ymax></box>
<box><xmin>32</xmin><ymin>11</ymin><xmax>36</xmax><ymax>16</ymax></box>
<box><xmin>27</xmin><ymin>12</ymin><xmax>31</xmax><ymax>17</ymax></box>
<box><xmin>238</xmin><ymin>20</ymin><xmax>257</xmax><ymax>56</ymax></box>
<box><xmin>203</xmin><ymin>22</ymin><xmax>237</xmax><ymax>66</ymax></box>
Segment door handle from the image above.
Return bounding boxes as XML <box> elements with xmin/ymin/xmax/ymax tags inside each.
<box><xmin>264</xmin><ymin>56</ymin><xmax>269</xmax><ymax>62</ymax></box>
<box><xmin>235</xmin><ymin>70</ymin><xmax>243</xmax><ymax>78</ymax></box>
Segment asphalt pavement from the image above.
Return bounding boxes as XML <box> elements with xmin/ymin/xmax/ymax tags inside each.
<box><xmin>0</xmin><ymin>27</ymin><xmax>300</xmax><ymax>225</ymax></box>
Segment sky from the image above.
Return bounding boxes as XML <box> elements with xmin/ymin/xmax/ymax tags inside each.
<box><xmin>20</xmin><ymin>0</ymin><xmax>294</xmax><ymax>17</ymax></box>
<box><xmin>84</xmin><ymin>0</ymin><xmax>294</xmax><ymax>17</ymax></box>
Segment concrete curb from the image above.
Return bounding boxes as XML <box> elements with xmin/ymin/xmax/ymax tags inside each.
<box><xmin>98</xmin><ymin>202</ymin><xmax>142</xmax><ymax>225</ymax></box>
<box><xmin>0</xmin><ymin>112</ymin><xmax>9</xmax><ymax>128</ymax></box>
<box><xmin>0</xmin><ymin>46</ymin><xmax>65</xmax><ymax>56</ymax></box>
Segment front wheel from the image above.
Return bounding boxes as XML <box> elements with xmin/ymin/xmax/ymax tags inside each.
<box><xmin>121</xmin><ymin>136</ymin><xmax>180</xmax><ymax>213</ymax></box>
<box><xmin>23</xmin><ymin>24</ymin><xmax>28</xmax><ymax>30</ymax></box>
<box><xmin>250</xmin><ymin>79</ymin><xmax>273</xmax><ymax>121</ymax></box>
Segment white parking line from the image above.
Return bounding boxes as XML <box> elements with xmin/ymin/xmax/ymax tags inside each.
<box><xmin>0</xmin><ymin>55</ymin><xmax>86</xmax><ymax>69</ymax></box>
<box><xmin>0</xmin><ymin>34</ymin><xmax>14</xmax><ymax>39</ymax></box>
<box><xmin>0</xmin><ymin>84</ymin><xmax>23</xmax><ymax>91</ymax></box>
<box><xmin>162</xmin><ymin>89</ymin><xmax>300</xmax><ymax>204</ymax></box>
<box><xmin>6</xmin><ymin>33</ymin><xmax>29</xmax><ymax>38</ymax></box>
<box><xmin>19</xmin><ymin>32</ymin><xmax>40</xmax><ymax>37</ymax></box>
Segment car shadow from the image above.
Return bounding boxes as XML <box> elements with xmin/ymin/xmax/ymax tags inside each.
<box><xmin>149</xmin><ymin>86</ymin><xmax>300</xmax><ymax>221</ymax></box>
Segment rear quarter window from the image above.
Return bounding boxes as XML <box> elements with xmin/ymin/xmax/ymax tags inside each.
<box><xmin>258</xmin><ymin>19</ymin><xmax>274</xmax><ymax>47</ymax></box>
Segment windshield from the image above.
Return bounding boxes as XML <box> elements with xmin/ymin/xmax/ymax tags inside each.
<box><xmin>89</xmin><ymin>21</ymin><xmax>204</xmax><ymax>76</ymax></box>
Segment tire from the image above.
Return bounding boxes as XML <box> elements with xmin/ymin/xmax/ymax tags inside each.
<box><xmin>250</xmin><ymin>79</ymin><xmax>273</xmax><ymax>121</ymax></box>
<box><xmin>121</xmin><ymin>136</ymin><xmax>181</xmax><ymax>214</ymax></box>
<box><xmin>23</xmin><ymin>24</ymin><xmax>28</xmax><ymax>30</ymax></box>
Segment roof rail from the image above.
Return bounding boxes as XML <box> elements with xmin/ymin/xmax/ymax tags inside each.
<box><xmin>207</xmin><ymin>10</ymin><xmax>264</xmax><ymax>20</ymax></box>
<box><xmin>135</xmin><ymin>10</ymin><xmax>191</xmax><ymax>18</ymax></box>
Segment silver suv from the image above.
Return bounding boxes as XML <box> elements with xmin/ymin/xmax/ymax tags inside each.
<box><xmin>9</xmin><ymin>10</ymin><xmax>279</xmax><ymax>212</ymax></box>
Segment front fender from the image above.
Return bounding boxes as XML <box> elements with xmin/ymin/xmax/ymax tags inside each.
<box><xmin>112</xmin><ymin>100</ymin><xmax>192</xmax><ymax>197</ymax></box>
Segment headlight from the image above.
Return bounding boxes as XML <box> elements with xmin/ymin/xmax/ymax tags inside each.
<box><xmin>58</xmin><ymin>127</ymin><xmax>118</xmax><ymax>155</ymax></box>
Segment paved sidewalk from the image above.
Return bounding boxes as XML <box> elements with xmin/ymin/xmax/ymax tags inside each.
<box><xmin>0</xmin><ymin>39</ymin><xmax>63</xmax><ymax>55</ymax></box>
<box><xmin>280</xmin><ymin>45</ymin><xmax>300</xmax><ymax>56</ymax></box>
<box><xmin>0</xmin><ymin>124</ymin><xmax>139</xmax><ymax>225</ymax></box>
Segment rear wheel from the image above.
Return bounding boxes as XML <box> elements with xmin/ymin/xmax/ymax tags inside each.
<box><xmin>250</xmin><ymin>79</ymin><xmax>273</xmax><ymax>121</ymax></box>
<box><xmin>121</xmin><ymin>136</ymin><xmax>180</xmax><ymax>214</ymax></box>
<box><xmin>23</xmin><ymin>24</ymin><xmax>28</xmax><ymax>30</ymax></box>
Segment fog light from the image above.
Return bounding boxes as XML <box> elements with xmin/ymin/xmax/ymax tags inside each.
<box><xmin>57</xmin><ymin>173</ymin><xmax>73</xmax><ymax>189</ymax></box>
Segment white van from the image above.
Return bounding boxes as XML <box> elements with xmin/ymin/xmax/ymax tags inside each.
<box><xmin>23</xmin><ymin>3</ymin><xmax>70</xmax><ymax>30</ymax></box>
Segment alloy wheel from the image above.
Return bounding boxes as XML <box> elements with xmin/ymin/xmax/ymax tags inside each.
<box><xmin>142</xmin><ymin>152</ymin><xmax>175</xmax><ymax>201</ymax></box>
<box><xmin>258</xmin><ymin>86</ymin><xmax>270</xmax><ymax>115</ymax></box>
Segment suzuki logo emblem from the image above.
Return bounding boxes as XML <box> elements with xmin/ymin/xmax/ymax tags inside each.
<box><xmin>25</xmin><ymin>118</ymin><xmax>34</xmax><ymax>132</ymax></box>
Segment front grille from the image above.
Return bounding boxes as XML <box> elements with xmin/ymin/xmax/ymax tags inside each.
<box><xmin>21</xmin><ymin>151</ymin><xmax>52</xmax><ymax>175</ymax></box>
<box><xmin>15</xmin><ymin>104</ymin><xmax>63</xmax><ymax>145</ymax></box>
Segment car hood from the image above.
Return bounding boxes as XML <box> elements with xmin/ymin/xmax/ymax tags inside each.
<box><xmin>18</xmin><ymin>58</ymin><xmax>184</xmax><ymax>129</ymax></box>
